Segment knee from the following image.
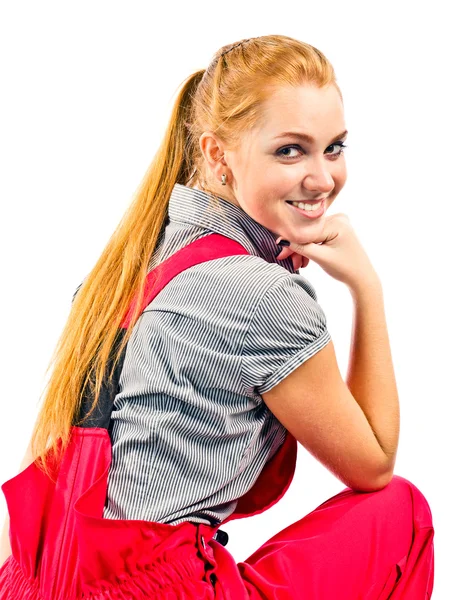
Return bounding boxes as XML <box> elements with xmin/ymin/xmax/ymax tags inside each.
<box><xmin>384</xmin><ymin>474</ymin><xmax>428</xmax><ymax>501</ymax></box>
<box><xmin>377</xmin><ymin>474</ymin><xmax>434</xmax><ymax>529</ymax></box>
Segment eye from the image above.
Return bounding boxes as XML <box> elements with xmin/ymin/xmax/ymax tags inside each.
<box><xmin>326</xmin><ymin>142</ymin><xmax>348</xmax><ymax>157</ymax></box>
<box><xmin>276</xmin><ymin>141</ymin><xmax>348</xmax><ymax>160</ymax></box>
<box><xmin>276</xmin><ymin>145</ymin><xmax>302</xmax><ymax>159</ymax></box>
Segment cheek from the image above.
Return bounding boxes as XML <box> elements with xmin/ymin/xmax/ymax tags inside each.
<box><xmin>250</xmin><ymin>179</ymin><xmax>293</xmax><ymax>207</ymax></box>
<box><xmin>265</xmin><ymin>168</ymin><xmax>297</xmax><ymax>191</ymax></box>
<box><xmin>247</xmin><ymin>186</ymin><xmax>286</xmax><ymax>220</ymax></box>
<box><xmin>237</xmin><ymin>155</ymin><xmax>297</xmax><ymax>198</ymax></box>
<box><xmin>334</xmin><ymin>163</ymin><xmax>347</xmax><ymax>186</ymax></box>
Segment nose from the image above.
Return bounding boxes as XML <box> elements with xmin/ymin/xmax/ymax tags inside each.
<box><xmin>303</xmin><ymin>156</ymin><xmax>334</xmax><ymax>195</ymax></box>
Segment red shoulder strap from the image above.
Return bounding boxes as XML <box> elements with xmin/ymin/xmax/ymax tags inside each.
<box><xmin>121</xmin><ymin>234</ymin><xmax>250</xmax><ymax>329</ymax></box>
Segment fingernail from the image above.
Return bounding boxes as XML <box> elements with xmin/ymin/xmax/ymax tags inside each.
<box><xmin>275</xmin><ymin>236</ymin><xmax>283</xmax><ymax>245</ymax></box>
<box><xmin>280</xmin><ymin>239</ymin><xmax>290</xmax><ymax>247</ymax></box>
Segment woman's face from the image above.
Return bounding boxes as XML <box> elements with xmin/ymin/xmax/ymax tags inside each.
<box><xmin>200</xmin><ymin>83</ymin><xmax>347</xmax><ymax>248</ymax></box>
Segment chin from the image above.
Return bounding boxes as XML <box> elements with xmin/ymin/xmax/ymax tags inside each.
<box><xmin>294</xmin><ymin>221</ymin><xmax>325</xmax><ymax>242</ymax></box>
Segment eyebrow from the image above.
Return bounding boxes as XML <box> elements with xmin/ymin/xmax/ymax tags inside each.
<box><xmin>273</xmin><ymin>130</ymin><xmax>348</xmax><ymax>144</ymax></box>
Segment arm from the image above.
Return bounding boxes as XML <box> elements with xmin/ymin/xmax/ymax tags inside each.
<box><xmin>256</xmin><ymin>274</ymin><xmax>395</xmax><ymax>492</ymax></box>
<box><xmin>346</xmin><ymin>277</ymin><xmax>400</xmax><ymax>471</ymax></box>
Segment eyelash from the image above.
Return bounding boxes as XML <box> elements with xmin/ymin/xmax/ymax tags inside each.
<box><xmin>276</xmin><ymin>141</ymin><xmax>348</xmax><ymax>160</ymax></box>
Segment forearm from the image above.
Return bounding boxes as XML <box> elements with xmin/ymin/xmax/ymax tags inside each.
<box><xmin>0</xmin><ymin>512</ymin><xmax>11</xmax><ymax>567</ymax></box>
<box><xmin>346</xmin><ymin>278</ymin><xmax>400</xmax><ymax>472</ymax></box>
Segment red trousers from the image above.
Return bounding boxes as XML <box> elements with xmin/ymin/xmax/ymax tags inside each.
<box><xmin>0</xmin><ymin>429</ymin><xmax>434</xmax><ymax>599</ymax></box>
<box><xmin>219</xmin><ymin>475</ymin><xmax>435</xmax><ymax>599</ymax></box>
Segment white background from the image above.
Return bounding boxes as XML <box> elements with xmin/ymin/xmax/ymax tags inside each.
<box><xmin>0</xmin><ymin>1</ymin><xmax>453</xmax><ymax>597</ymax></box>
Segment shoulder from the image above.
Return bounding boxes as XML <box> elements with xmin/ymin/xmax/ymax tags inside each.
<box><xmin>190</xmin><ymin>256</ymin><xmax>326</xmax><ymax>334</ymax></box>
<box><xmin>210</xmin><ymin>255</ymin><xmax>321</xmax><ymax>305</ymax></box>
<box><xmin>151</xmin><ymin>253</ymin><xmax>321</xmax><ymax>306</ymax></box>
<box><xmin>144</xmin><ymin>254</ymin><xmax>324</xmax><ymax>330</ymax></box>
<box><xmin>185</xmin><ymin>254</ymin><xmax>307</xmax><ymax>299</ymax></box>
<box><xmin>245</xmin><ymin>267</ymin><xmax>327</xmax><ymax>333</ymax></box>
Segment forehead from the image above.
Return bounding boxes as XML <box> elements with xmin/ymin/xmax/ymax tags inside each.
<box><xmin>255</xmin><ymin>84</ymin><xmax>345</xmax><ymax>137</ymax></box>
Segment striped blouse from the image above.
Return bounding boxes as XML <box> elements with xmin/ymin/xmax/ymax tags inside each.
<box><xmin>97</xmin><ymin>183</ymin><xmax>332</xmax><ymax>525</ymax></box>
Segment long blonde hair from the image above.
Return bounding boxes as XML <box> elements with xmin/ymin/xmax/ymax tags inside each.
<box><xmin>30</xmin><ymin>34</ymin><xmax>341</xmax><ymax>478</ymax></box>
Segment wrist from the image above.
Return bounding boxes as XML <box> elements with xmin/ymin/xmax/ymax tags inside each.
<box><xmin>347</xmin><ymin>274</ymin><xmax>383</xmax><ymax>300</ymax></box>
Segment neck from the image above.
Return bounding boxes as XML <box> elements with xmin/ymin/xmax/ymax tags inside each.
<box><xmin>191</xmin><ymin>182</ymin><xmax>240</xmax><ymax>208</ymax></box>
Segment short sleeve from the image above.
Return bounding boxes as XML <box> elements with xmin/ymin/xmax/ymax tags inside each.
<box><xmin>241</xmin><ymin>274</ymin><xmax>331</xmax><ymax>396</ymax></box>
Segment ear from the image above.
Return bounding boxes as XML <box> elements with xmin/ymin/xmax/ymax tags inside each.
<box><xmin>199</xmin><ymin>131</ymin><xmax>229</xmax><ymax>179</ymax></box>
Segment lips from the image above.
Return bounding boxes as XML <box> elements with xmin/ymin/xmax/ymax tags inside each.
<box><xmin>286</xmin><ymin>198</ymin><xmax>326</xmax><ymax>219</ymax></box>
<box><xmin>286</xmin><ymin>198</ymin><xmax>326</xmax><ymax>204</ymax></box>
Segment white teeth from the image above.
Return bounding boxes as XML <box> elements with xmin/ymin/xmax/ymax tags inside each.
<box><xmin>290</xmin><ymin>200</ymin><xmax>323</xmax><ymax>211</ymax></box>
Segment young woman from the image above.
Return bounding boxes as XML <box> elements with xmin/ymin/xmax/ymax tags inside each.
<box><xmin>0</xmin><ymin>35</ymin><xmax>434</xmax><ymax>599</ymax></box>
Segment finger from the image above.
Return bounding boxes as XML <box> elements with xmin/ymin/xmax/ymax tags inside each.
<box><xmin>275</xmin><ymin>246</ymin><xmax>294</xmax><ymax>261</ymax></box>
<box><xmin>292</xmin><ymin>254</ymin><xmax>301</xmax><ymax>271</ymax></box>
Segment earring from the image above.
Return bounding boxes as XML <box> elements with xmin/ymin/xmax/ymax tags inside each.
<box><xmin>221</xmin><ymin>173</ymin><xmax>227</xmax><ymax>186</ymax></box>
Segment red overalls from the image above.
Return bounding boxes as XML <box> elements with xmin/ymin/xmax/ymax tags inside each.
<box><xmin>0</xmin><ymin>234</ymin><xmax>434</xmax><ymax>599</ymax></box>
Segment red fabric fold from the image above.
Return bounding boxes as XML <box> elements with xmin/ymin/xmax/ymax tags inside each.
<box><xmin>0</xmin><ymin>424</ymin><xmax>295</xmax><ymax>599</ymax></box>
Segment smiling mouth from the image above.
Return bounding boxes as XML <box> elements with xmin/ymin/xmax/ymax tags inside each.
<box><xmin>285</xmin><ymin>198</ymin><xmax>326</xmax><ymax>219</ymax></box>
<box><xmin>285</xmin><ymin>198</ymin><xmax>327</xmax><ymax>204</ymax></box>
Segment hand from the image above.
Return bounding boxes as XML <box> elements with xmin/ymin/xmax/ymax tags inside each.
<box><xmin>280</xmin><ymin>250</ymin><xmax>311</xmax><ymax>271</ymax></box>
<box><xmin>274</xmin><ymin>213</ymin><xmax>379</xmax><ymax>289</ymax></box>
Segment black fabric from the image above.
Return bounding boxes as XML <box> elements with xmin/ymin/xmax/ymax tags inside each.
<box><xmin>74</xmin><ymin>328</ymin><xmax>127</xmax><ymax>430</ymax></box>
<box><xmin>214</xmin><ymin>529</ymin><xmax>229</xmax><ymax>546</ymax></box>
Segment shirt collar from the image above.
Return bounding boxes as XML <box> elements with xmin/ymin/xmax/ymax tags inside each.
<box><xmin>168</xmin><ymin>183</ymin><xmax>296</xmax><ymax>273</ymax></box>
